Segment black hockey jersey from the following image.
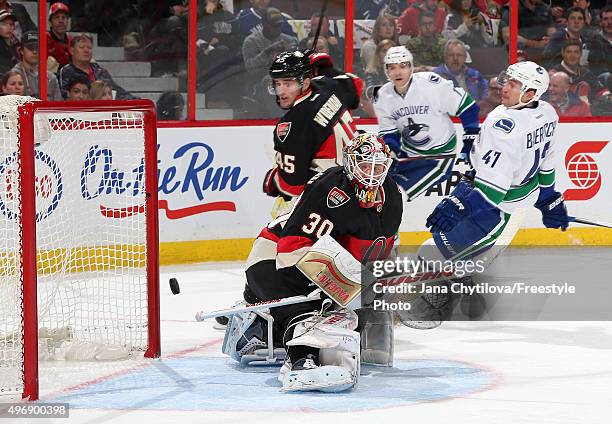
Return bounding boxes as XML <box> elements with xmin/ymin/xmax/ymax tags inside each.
<box><xmin>271</xmin><ymin>74</ymin><xmax>363</xmax><ymax>197</ymax></box>
<box><xmin>264</xmin><ymin>166</ymin><xmax>402</xmax><ymax>266</ymax></box>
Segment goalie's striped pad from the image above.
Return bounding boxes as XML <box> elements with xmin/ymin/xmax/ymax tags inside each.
<box><xmin>296</xmin><ymin>235</ymin><xmax>362</xmax><ymax>309</ymax></box>
<box><xmin>281</xmin><ymin>365</ymin><xmax>356</xmax><ymax>393</ymax></box>
<box><xmin>281</xmin><ymin>310</ymin><xmax>360</xmax><ymax>392</ymax></box>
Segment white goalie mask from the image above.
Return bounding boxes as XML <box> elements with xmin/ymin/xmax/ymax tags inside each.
<box><xmin>343</xmin><ymin>133</ymin><xmax>392</xmax><ymax>209</ymax></box>
<box><xmin>383</xmin><ymin>46</ymin><xmax>414</xmax><ymax>81</ymax></box>
<box><xmin>497</xmin><ymin>61</ymin><xmax>550</xmax><ymax>108</ymax></box>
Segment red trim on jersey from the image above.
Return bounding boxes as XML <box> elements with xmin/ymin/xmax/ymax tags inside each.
<box><xmin>277</xmin><ymin>235</ymin><xmax>314</xmax><ymax>254</ymax></box>
<box><xmin>275</xmin><ymin>172</ymin><xmax>305</xmax><ymax>196</ymax></box>
<box><xmin>292</xmin><ymin>88</ymin><xmax>313</xmax><ymax>107</ymax></box>
<box><xmin>258</xmin><ymin>227</ymin><xmax>280</xmax><ymax>243</ymax></box>
<box><xmin>337</xmin><ymin>235</ymin><xmax>395</xmax><ymax>263</ymax></box>
<box><xmin>347</xmin><ymin>73</ymin><xmax>364</xmax><ymax>98</ymax></box>
<box><xmin>316</xmin><ymin>133</ymin><xmax>338</xmax><ymax>159</ymax></box>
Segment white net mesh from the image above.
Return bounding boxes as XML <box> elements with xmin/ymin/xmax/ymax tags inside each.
<box><xmin>0</xmin><ymin>96</ymin><xmax>154</xmax><ymax>396</ymax></box>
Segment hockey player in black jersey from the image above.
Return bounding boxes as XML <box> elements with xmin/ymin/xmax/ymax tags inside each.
<box><xmin>262</xmin><ymin>49</ymin><xmax>364</xmax><ymax>215</ymax></box>
<box><xmin>224</xmin><ymin>132</ymin><xmax>403</xmax><ymax>392</ymax></box>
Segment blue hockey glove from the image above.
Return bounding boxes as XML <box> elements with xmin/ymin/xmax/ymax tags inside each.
<box><xmin>535</xmin><ymin>191</ymin><xmax>569</xmax><ymax>231</ymax></box>
<box><xmin>426</xmin><ymin>194</ymin><xmax>472</xmax><ymax>233</ymax></box>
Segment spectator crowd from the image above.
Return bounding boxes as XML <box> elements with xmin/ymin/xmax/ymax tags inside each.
<box><xmin>0</xmin><ymin>0</ymin><xmax>609</xmax><ymax>117</ymax></box>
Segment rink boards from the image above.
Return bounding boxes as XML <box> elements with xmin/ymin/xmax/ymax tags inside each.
<box><xmin>153</xmin><ymin>123</ymin><xmax>612</xmax><ymax>263</ymax></box>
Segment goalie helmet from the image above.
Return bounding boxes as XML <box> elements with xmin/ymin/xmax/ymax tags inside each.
<box><xmin>343</xmin><ymin>133</ymin><xmax>392</xmax><ymax>209</ymax></box>
<box><xmin>497</xmin><ymin>61</ymin><xmax>549</xmax><ymax>108</ymax></box>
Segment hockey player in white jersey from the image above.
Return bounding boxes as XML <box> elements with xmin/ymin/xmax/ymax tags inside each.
<box><xmin>424</xmin><ymin>61</ymin><xmax>569</xmax><ymax>262</ymax></box>
<box><xmin>373</xmin><ymin>46</ymin><xmax>480</xmax><ymax>200</ymax></box>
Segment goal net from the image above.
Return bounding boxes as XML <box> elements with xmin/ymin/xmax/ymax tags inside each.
<box><xmin>0</xmin><ymin>96</ymin><xmax>160</xmax><ymax>400</ymax></box>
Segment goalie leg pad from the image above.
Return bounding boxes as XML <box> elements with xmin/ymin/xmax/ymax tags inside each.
<box><xmin>356</xmin><ymin>308</ymin><xmax>394</xmax><ymax>366</ymax></box>
<box><xmin>282</xmin><ymin>364</ymin><xmax>356</xmax><ymax>393</ymax></box>
<box><xmin>280</xmin><ymin>310</ymin><xmax>360</xmax><ymax>393</ymax></box>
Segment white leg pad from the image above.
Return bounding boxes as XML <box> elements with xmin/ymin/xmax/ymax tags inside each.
<box><xmin>281</xmin><ymin>364</ymin><xmax>356</xmax><ymax>393</ymax></box>
<box><xmin>280</xmin><ymin>310</ymin><xmax>360</xmax><ymax>393</ymax></box>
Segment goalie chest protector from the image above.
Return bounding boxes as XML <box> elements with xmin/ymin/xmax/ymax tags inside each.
<box><xmin>279</xmin><ymin>167</ymin><xmax>403</xmax><ymax>263</ymax></box>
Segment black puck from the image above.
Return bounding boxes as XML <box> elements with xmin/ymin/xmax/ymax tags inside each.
<box><xmin>169</xmin><ymin>278</ymin><xmax>180</xmax><ymax>295</ymax></box>
<box><xmin>215</xmin><ymin>316</ymin><xmax>229</xmax><ymax>326</ymax></box>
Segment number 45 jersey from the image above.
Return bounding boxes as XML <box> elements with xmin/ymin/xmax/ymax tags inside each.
<box><xmin>272</xmin><ymin>74</ymin><xmax>362</xmax><ymax>197</ymax></box>
<box><xmin>470</xmin><ymin>100</ymin><xmax>559</xmax><ymax>213</ymax></box>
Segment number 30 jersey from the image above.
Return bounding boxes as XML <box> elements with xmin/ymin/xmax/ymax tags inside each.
<box><xmin>272</xmin><ymin>74</ymin><xmax>362</xmax><ymax>198</ymax></box>
<box><xmin>470</xmin><ymin>100</ymin><xmax>559</xmax><ymax>213</ymax></box>
<box><xmin>276</xmin><ymin>167</ymin><xmax>403</xmax><ymax>269</ymax></box>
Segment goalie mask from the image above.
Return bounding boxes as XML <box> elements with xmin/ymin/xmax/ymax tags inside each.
<box><xmin>343</xmin><ymin>133</ymin><xmax>392</xmax><ymax>209</ymax></box>
<box><xmin>497</xmin><ymin>61</ymin><xmax>549</xmax><ymax>109</ymax></box>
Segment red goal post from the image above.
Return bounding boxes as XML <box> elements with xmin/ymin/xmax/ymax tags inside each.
<box><xmin>0</xmin><ymin>97</ymin><xmax>160</xmax><ymax>400</ymax></box>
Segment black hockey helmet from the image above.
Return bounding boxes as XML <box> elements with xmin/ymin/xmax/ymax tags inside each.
<box><xmin>269</xmin><ymin>50</ymin><xmax>313</xmax><ymax>81</ymax></box>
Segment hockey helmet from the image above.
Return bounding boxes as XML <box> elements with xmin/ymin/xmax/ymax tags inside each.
<box><xmin>343</xmin><ymin>133</ymin><xmax>392</xmax><ymax>209</ymax></box>
<box><xmin>384</xmin><ymin>46</ymin><xmax>414</xmax><ymax>67</ymax></box>
<box><xmin>498</xmin><ymin>61</ymin><xmax>550</xmax><ymax>107</ymax></box>
<box><xmin>383</xmin><ymin>46</ymin><xmax>414</xmax><ymax>84</ymax></box>
<box><xmin>269</xmin><ymin>50</ymin><xmax>313</xmax><ymax>81</ymax></box>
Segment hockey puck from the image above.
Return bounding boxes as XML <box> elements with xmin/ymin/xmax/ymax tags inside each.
<box><xmin>215</xmin><ymin>316</ymin><xmax>229</xmax><ymax>326</ymax></box>
<box><xmin>169</xmin><ymin>278</ymin><xmax>180</xmax><ymax>295</ymax></box>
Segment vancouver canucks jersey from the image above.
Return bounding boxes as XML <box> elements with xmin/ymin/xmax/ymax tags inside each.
<box><xmin>373</xmin><ymin>72</ymin><xmax>475</xmax><ymax>157</ymax></box>
<box><xmin>470</xmin><ymin>101</ymin><xmax>559</xmax><ymax>213</ymax></box>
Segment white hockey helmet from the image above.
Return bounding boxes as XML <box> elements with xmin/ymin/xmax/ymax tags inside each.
<box><xmin>383</xmin><ymin>46</ymin><xmax>414</xmax><ymax>67</ymax></box>
<box><xmin>498</xmin><ymin>61</ymin><xmax>550</xmax><ymax>107</ymax></box>
<box><xmin>383</xmin><ymin>46</ymin><xmax>414</xmax><ymax>85</ymax></box>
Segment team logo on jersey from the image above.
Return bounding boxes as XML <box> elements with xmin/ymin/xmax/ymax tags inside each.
<box><xmin>563</xmin><ymin>141</ymin><xmax>608</xmax><ymax>201</ymax></box>
<box><xmin>327</xmin><ymin>186</ymin><xmax>350</xmax><ymax>208</ymax></box>
<box><xmin>276</xmin><ymin>122</ymin><xmax>292</xmax><ymax>142</ymax></box>
<box><xmin>401</xmin><ymin>117</ymin><xmax>431</xmax><ymax>148</ymax></box>
<box><xmin>429</xmin><ymin>74</ymin><xmax>441</xmax><ymax>84</ymax></box>
<box><xmin>493</xmin><ymin>118</ymin><xmax>515</xmax><ymax>133</ymax></box>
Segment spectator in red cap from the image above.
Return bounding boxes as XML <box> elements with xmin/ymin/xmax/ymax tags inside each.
<box><xmin>0</xmin><ymin>0</ymin><xmax>36</xmax><ymax>39</ymax></box>
<box><xmin>47</xmin><ymin>2</ymin><xmax>72</xmax><ymax>72</ymax></box>
<box><xmin>0</xmin><ymin>10</ymin><xmax>19</xmax><ymax>74</ymax></box>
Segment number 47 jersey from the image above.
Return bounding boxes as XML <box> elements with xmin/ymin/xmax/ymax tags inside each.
<box><xmin>470</xmin><ymin>100</ymin><xmax>559</xmax><ymax>213</ymax></box>
<box><xmin>272</xmin><ymin>74</ymin><xmax>362</xmax><ymax>197</ymax></box>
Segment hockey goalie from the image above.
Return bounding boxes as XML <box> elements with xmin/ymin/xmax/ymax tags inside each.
<box><xmin>222</xmin><ymin>133</ymin><xmax>403</xmax><ymax>392</ymax></box>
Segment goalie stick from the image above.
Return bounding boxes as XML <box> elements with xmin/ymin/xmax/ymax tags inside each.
<box><xmin>195</xmin><ymin>289</ymin><xmax>323</xmax><ymax>322</ymax></box>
